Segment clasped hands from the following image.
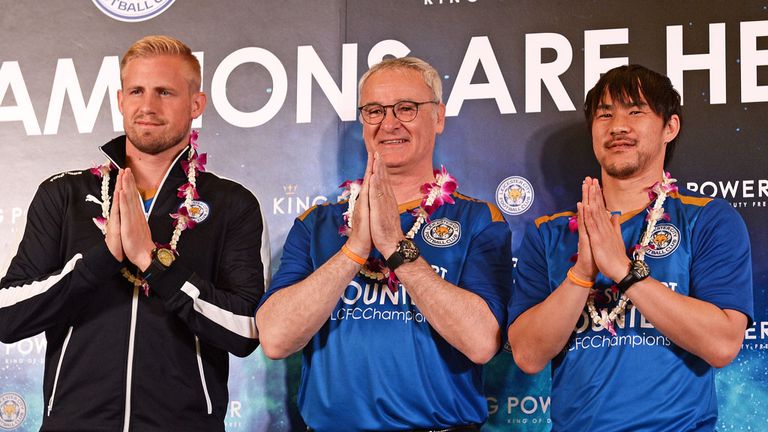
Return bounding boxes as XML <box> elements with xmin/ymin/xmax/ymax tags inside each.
<box><xmin>572</xmin><ymin>177</ymin><xmax>632</xmax><ymax>284</ymax></box>
<box><xmin>344</xmin><ymin>152</ymin><xmax>405</xmax><ymax>262</ymax></box>
<box><xmin>104</xmin><ymin>169</ymin><xmax>157</xmax><ymax>272</ymax></box>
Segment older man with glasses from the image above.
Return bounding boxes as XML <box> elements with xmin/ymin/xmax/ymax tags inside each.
<box><xmin>256</xmin><ymin>57</ymin><xmax>513</xmax><ymax>432</ymax></box>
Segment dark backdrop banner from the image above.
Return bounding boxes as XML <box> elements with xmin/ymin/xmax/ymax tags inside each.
<box><xmin>1</xmin><ymin>1</ymin><xmax>766</xmax><ymax>430</ymax></box>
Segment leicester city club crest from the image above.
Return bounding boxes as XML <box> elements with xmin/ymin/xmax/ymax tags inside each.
<box><xmin>423</xmin><ymin>218</ymin><xmax>461</xmax><ymax>247</ymax></box>
<box><xmin>183</xmin><ymin>200</ymin><xmax>210</xmax><ymax>224</ymax></box>
<box><xmin>0</xmin><ymin>392</ymin><xmax>27</xmax><ymax>430</ymax></box>
<box><xmin>496</xmin><ymin>176</ymin><xmax>534</xmax><ymax>216</ymax></box>
<box><xmin>646</xmin><ymin>223</ymin><xmax>680</xmax><ymax>258</ymax></box>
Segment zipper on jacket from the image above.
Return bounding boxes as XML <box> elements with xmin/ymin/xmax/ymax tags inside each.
<box><xmin>122</xmin><ymin>286</ymin><xmax>140</xmax><ymax>432</ymax></box>
<box><xmin>195</xmin><ymin>336</ymin><xmax>213</xmax><ymax>414</ymax></box>
<box><xmin>47</xmin><ymin>326</ymin><xmax>74</xmax><ymax>416</ymax></box>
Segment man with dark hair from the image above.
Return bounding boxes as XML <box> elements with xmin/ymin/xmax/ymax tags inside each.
<box><xmin>507</xmin><ymin>64</ymin><xmax>753</xmax><ymax>431</ymax></box>
<box><xmin>0</xmin><ymin>35</ymin><xmax>267</xmax><ymax>431</ymax></box>
<box><xmin>256</xmin><ymin>57</ymin><xmax>512</xmax><ymax>431</ymax></box>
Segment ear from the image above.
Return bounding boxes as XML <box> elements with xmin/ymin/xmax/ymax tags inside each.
<box><xmin>191</xmin><ymin>92</ymin><xmax>207</xmax><ymax>119</ymax></box>
<box><xmin>663</xmin><ymin>114</ymin><xmax>680</xmax><ymax>144</ymax></box>
<box><xmin>117</xmin><ymin>89</ymin><xmax>124</xmax><ymax>115</ymax></box>
<box><xmin>434</xmin><ymin>102</ymin><xmax>446</xmax><ymax>135</ymax></box>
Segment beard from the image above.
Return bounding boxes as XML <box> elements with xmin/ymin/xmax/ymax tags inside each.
<box><xmin>125</xmin><ymin>117</ymin><xmax>189</xmax><ymax>156</ymax></box>
<box><xmin>601</xmin><ymin>150</ymin><xmax>653</xmax><ymax>179</ymax></box>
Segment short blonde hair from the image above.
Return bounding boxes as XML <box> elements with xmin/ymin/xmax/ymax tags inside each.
<box><xmin>120</xmin><ymin>35</ymin><xmax>201</xmax><ymax>91</ymax></box>
<box><xmin>358</xmin><ymin>56</ymin><xmax>443</xmax><ymax>103</ymax></box>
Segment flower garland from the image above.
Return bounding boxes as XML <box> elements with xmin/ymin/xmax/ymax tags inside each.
<box><xmin>90</xmin><ymin>130</ymin><xmax>206</xmax><ymax>296</ymax></box>
<box><xmin>339</xmin><ymin>166</ymin><xmax>458</xmax><ymax>292</ymax></box>
<box><xmin>584</xmin><ymin>172</ymin><xmax>677</xmax><ymax>336</ymax></box>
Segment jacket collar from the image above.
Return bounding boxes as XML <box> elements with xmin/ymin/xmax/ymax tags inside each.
<box><xmin>98</xmin><ymin>135</ymin><xmax>190</xmax><ymax>182</ymax></box>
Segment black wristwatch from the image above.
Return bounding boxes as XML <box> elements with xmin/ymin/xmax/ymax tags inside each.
<box><xmin>142</xmin><ymin>247</ymin><xmax>176</xmax><ymax>281</ymax></box>
<box><xmin>385</xmin><ymin>239</ymin><xmax>420</xmax><ymax>271</ymax></box>
<box><xmin>616</xmin><ymin>259</ymin><xmax>650</xmax><ymax>294</ymax></box>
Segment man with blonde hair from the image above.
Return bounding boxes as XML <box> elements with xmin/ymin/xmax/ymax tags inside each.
<box><xmin>0</xmin><ymin>35</ymin><xmax>267</xmax><ymax>431</ymax></box>
<box><xmin>257</xmin><ymin>56</ymin><xmax>512</xmax><ymax>431</ymax></box>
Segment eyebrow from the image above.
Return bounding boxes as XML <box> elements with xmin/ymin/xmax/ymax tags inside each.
<box><xmin>596</xmin><ymin>100</ymin><xmax>649</xmax><ymax>110</ymax></box>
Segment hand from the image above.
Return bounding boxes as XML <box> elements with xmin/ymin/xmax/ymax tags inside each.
<box><xmin>346</xmin><ymin>153</ymin><xmax>373</xmax><ymax>258</ymax></box>
<box><xmin>105</xmin><ymin>170</ymin><xmax>125</xmax><ymax>261</ymax></box>
<box><xmin>581</xmin><ymin>177</ymin><xmax>631</xmax><ymax>282</ymax></box>
<box><xmin>572</xmin><ymin>177</ymin><xmax>598</xmax><ymax>281</ymax></box>
<box><xmin>367</xmin><ymin>153</ymin><xmax>404</xmax><ymax>258</ymax></box>
<box><xmin>119</xmin><ymin>168</ymin><xmax>156</xmax><ymax>272</ymax></box>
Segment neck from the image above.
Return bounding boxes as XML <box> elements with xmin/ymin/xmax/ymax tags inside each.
<box><xmin>124</xmin><ymin>142</ymin><xmax>186</xmax><ymax>194</ymax></box>
<box><xmin>601</xmin><ymin>169</ymin><xmax>665</xmax><ymax>214</ymax></box>
<box><xmin>388</xmin><ymin>167</ymin><xmax>435</xmax><ymax>205</ymax></box>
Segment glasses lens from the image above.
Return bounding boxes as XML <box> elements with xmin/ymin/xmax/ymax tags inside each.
<box><xmin>394</xmin><ymin>102</ymin><xmax>418</xmax><ymax>122</ymax></box>
<box><xmin>362</xmin><ymin>104</ymin><xmax>385</xmax><ymax>124</ymax></box>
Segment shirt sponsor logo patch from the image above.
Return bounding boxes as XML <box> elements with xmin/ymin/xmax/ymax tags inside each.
<box><xmin>422</xmin><ymin>218</ymin><xmax>461</xmax><ymax>247</ymax></box>
<box><xmin>645</xmin><ymin>223</ymin><xmax>680</xmax><ymax>258</ymax></box>
<box><xmin>496</xmin><ymin>176</ymin><xmax>534</xmax><ymax>216</ymax></box>
<box><xmin>0</xmin><ymin>392</ymin><xmax>27</xmax><ymax>430</ymax></box>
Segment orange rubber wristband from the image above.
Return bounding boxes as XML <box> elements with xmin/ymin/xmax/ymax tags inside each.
<box><xmin>341</xmin><ymin>244</ymin><xmax>367</xmax><ymax>265</ymax></box>
<box><xmin>567</xmin><ymin>268</ymin><xmax>594</xmax><ymax>289</ymax></box>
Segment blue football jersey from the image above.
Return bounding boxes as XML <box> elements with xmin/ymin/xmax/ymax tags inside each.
<box><xmin>263</xmin><ymin>192</ymin><xmax>513</xmax><ymax>431</ymax></box>
<box><xmin>509</xmin><ymin>188</ymin><xmax>754</xmax><ymax>432</ymax></box>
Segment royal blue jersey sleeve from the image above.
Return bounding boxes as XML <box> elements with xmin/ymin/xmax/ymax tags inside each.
<box><xmin>507</xmin><ymin>221</ymin><xmax>550</xmax><ymax>328</ymax></box>
<box><xmin>460</xmin><ymin>219</ymin><xmax>513</xmax><ymax>327</ymax></box>
<box><xmin>690</xmin><ymin>199</ymin><xmax>754</xmax><ymax>324</ymax></box>
<box><xmin>258</xmin><ymin>216</ymin><xmax>314</xmax><ymax>307</ymax></box>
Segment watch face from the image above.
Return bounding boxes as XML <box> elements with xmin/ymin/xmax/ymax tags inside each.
<box><xmin>631</xmin><ymin>260</ymin><xmax>650</xmax><ymax>278</ymax></box>
<box><xmin>398</xmin><ymin>239</ymin><xmax>420</xmax><ymax>262</ymax></box>
<box><xmin>156</xmin><ymin>248</ymin><xmax>176</xmax><ymax>267</ymax></box>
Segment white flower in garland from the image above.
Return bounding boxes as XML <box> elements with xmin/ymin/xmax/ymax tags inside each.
<box><xmin>585</xmin><ymin>172</ymin><xmax>677</xmax><ymax>336</ymax></box>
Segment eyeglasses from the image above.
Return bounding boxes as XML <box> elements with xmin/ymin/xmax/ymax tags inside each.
<box><xmin>358</xmin><ymin>100</ymin><xmax>439</xmax><ymax>125</ymax></box>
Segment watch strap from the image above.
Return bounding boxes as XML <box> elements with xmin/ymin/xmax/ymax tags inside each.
<box><xmin>385</xmin><ymin>251</ymin><xmax>406</xmax><ymax>271</ymax></box>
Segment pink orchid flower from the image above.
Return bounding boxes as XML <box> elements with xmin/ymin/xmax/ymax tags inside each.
<box><xmin>568</xmin><ymin>215</ymin><xmax>578</xmax><ymax>233</ymax></box>
<box><xmin>189</xmin><ymin>130</ymin><xmax>199</xmax><ymax>150</ymax></box>
<box><xmin>182</xmin><ymin>153</ymin><xmax>207</xmax><ymax>174</ymax></box>
<box><xmin>93</xmin><ymin>217</ymin><xmax>107</xmax><ymax>233</ymax></box>
<box><xmin>177</xmin><ymin>183</ymin><xmax>199</xmax><ymax>199</ymax></box>
<box><xmin>170</xmin><ymin>206</ymin><xmax>197</xmax><ymax>230</ymax></box>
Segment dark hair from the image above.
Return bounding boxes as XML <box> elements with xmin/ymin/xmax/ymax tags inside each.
<box><xmin>584</xmin><ymin>64</ymin><xmax>682</xmax><ymax>167</ymax></box>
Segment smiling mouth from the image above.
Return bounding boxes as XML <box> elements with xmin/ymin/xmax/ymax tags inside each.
<box><xmin>379</xmin><ymin>139</ymin><xmax>408</xmax><ymax>145</ymax></box>
<box><xmin>607</xmin><ymin>139</ymin><xmax>635</xmax><ymax>149</ymax></box>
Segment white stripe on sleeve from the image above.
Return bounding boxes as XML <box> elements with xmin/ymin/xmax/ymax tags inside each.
<box><xmin>0</xmin><ymin>254</ymin><xmax>83</xmax><ymax>309</ymax></box>
<box><xmin>180</xmin><ymin>282</ymin><xmax>258</xmax><ymax>339</ymax></box>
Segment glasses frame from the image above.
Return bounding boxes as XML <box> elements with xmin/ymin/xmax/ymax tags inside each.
<box><xmin>357</xmin><ymin>100</ymin><xmax>439</xmax><ymax>125</ymax></box>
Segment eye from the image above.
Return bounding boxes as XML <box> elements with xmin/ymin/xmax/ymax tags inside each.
<box><xmin>364</xmin><ymin>106</ymin><xmax>384</xmax><ymax>116</ymax></box>
<box><xmin>597</xmin><ymin>112</ymin><xmax>611</xmax><ymax>119</ymax></box>
<box><xmin>129</xmin><ymin>88</ymin><xmax>142</xmax><ymax>95</ymax></box>
<box><xmin>396</xmin><ymin>103</ymin><xmax>417</xmax><ymax>113</ymax></box>
<box><xmin>159</xmin><ymin>89</ymin><xmax>171</xmax><ymax>96</ymax></box>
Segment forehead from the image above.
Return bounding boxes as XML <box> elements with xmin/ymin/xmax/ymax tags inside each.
<box><xmin>121</xmin><ymin>55</ymin><xmax>194</xmax><ymax>87</ymax></box>
<box><xmin>359</xmin><ymin>68</ymin><xmax>432</xmax><ymax>104</ymax></box>
<box><xmin>598</xmin><ymin>88</ymin><xmax>648</xmax><ymax>109</ymax></box>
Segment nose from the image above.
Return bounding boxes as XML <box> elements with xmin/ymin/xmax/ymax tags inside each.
<box><xmin>609</xmin><ymin>113</ymin><xmax>630</xmax><ymax>135</ymax></box>
<box><xmin>138</xmin><ymin>93</ymin><xmax>159</xmax><ymax>114</ymax></box>
<box><xmin>379</xmin><ymin>106</ymin><xmax>402</xmax><ymax>131</ymax></box>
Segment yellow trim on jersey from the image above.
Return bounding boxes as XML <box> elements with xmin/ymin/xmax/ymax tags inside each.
<box><xmin>669</xmin><ymin>190</ymin><xmax>712</xmax><ymax>207</ymax></box>
<box><xmin>398</xmin><ymin>198</ymin><xmax>422</xmax><ymax>213</ymax></box>
<box><xmin>535</xmin><ymin>211</ymin><xmax>575</xmax><ymax>228</ymax></box>
<box><xmin>452</xmin><ymin>192</ymin><xmax>506</xmax><ymax>222</ymax></box>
